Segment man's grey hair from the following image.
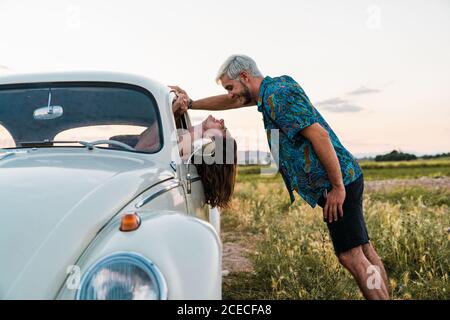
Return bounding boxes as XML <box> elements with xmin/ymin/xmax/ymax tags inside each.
<box><xmin>215</xmin><ymin>54</ymin><xmax>263</xmax><ymax>83</ymax></box>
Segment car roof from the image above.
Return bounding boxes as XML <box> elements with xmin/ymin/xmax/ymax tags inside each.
<box><xmin>0</xmin><ymin>71</ymin><xmax>168</xmax><ymax>96</ymax></box>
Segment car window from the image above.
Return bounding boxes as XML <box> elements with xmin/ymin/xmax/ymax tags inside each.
<box><xmin>0</xmin><ymin>83</ymin><xmax>163</xmax><ymax>153</ymax></box>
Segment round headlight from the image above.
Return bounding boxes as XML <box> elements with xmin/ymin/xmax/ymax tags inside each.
<box><xmin>77</xmin><ymin>252</ymin><xmax>168</xmax><ymax>300</ymax></box>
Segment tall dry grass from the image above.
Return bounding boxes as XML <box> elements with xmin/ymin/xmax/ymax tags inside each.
<box><xmin>222</xmin><ymin>178</ymin><xmax>449</xmax><ymax>300</ymax></box>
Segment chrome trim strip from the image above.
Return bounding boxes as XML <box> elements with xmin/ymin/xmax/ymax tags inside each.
<box><xmin>0</xmin><ymin>153</ymin><xmax>14</xmax><ymax>161</ymax></box>
<box><xmin>188</xmin><ymin>176</ymin><xmax>201</xmax><ymax>183</ymax></box>
<box><xmin>94</xmin><ymin>175</ymin><xmax>175</xmax><ymax>235</ymax></box>
<box><xmin>140</xmin><ymin>175</ymin><xmax>176</xmax><ymax>194</ymax></box>
<box><xmin>0</xmin><ymin>149</ymin><xmax>30</xmax><ymax>160</ymax></box>
<box><xmin>135</xmin><ymin>181</ymin><xmax>182</xmax><ymax>208</ymax></box>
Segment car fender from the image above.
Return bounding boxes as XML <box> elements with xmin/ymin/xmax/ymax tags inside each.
<box><xmin>58</xmin><ymin>210</ymin><xmax>222</xmax><ymax>300</ymax></box>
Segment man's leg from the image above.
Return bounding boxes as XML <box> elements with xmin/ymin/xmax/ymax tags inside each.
<box><xmin>337</xmin><ymin>245</ymin><xmax>389</xmax><ymax>300</ymax></box>
<box><xmin>362</xmin><ymin>242</ymin><xmax>390</xmax><ymax>297</ymax></box>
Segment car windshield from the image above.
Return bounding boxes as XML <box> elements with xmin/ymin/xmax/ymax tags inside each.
<box><xmin>0</xmin><ymin>82</ymin><xmax>162</xmax><ymax>153</ymax></box>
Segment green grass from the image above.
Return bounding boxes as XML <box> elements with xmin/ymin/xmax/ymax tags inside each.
<box><xmin>222</xmin><ymin>164</ymin><xmax>450</xmax><ymax>300</ymax></box>
<box><xmin>237</xmin><ymin>157</ymin><xmax>450</xmax><ymax>181</ymax></box>
<box><xmin>362</xmin><ymin>167</ymin><xmax>450</xmax><ymax>180</ymax></box>
<box><xmin>370</xmin><ymin>186</ymin><xmax>450</xmax><ymax>207</ymax></box>
<box><xmin>359</xmin><ymin>158</ymin><xmax>450</xmax><ymax>169</ymax></box>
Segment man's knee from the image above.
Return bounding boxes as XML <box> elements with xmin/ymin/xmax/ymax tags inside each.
<box><xmin>362</xmin><ymin>242</ymin><xmax>377</xmax><ymax>259</ymax></box>
<box><xmin>338</xmin><ymin>245</ymin><xmax>364</xmax><ymax>268</ymax></box>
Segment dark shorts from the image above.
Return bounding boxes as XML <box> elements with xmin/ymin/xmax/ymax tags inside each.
<box><xmin>317</xmin><ymin>174</ymin><xmax>370</xmax><ymax>255</ymax></box>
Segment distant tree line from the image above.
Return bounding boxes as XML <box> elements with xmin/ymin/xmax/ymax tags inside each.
<box><xmin>421</xmin><ymin>152</ymin><xmax>450</xmax><ymax>159</ymax></box>
<box><xmin>374</xmin><ymin>150</ymin><xmax>450</xmax><ymax>162</ymax></box>
<box><xmin>375</xmin><ymin>150</ymin><xmax>417</xmax><ymax>162</ymax></box>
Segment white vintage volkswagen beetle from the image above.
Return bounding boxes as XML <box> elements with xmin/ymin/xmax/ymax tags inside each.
<box><xmin>0</xmin><ymin>71</ymin><xmax>222</xmax><ymax>300</ymax></box>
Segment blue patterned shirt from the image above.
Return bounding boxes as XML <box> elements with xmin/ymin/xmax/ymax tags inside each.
<box><xmin>257</xmin><ymin>75</ymin><xmax>362</xmax><ymax>207</ymax></box>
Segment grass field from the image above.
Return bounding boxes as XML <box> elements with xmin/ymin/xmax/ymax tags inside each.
<box><xmin>221</xmin><ymin>158</ymin><xmax>450</xmax><ymax>300</ymax></box>
<box><xmin>237</xmin><ymin>158</ymin><xmax>450</xmax><ymax>182</ymax></box>
<box><xmin>360</xmin><ymin>158</ymin><xmax>450</xmax><ymax>180</ymax></box>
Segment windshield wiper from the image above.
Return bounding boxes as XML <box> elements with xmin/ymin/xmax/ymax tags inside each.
<box><xmin>17</xmin><ymin>140</ymin><xmax>135</xmax><ymax>151</ymax></box>
<box><xmin>0</xmin><ymin>149</ymin><xmax>31</xmax><ymax>160</ymax></box>
<box><xmin>17</xmin><ymin>140</ymin><xmax>87</xmax><ymax>148</ymax></box>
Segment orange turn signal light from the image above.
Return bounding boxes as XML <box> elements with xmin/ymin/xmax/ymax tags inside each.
<box><xmin>120</xmin><ymin>212</ymin><xmax>141</xmax><ymax>232</ymax></box>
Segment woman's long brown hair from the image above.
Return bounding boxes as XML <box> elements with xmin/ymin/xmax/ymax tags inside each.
<box><xmin>194</xmin><ymin>135</ymin><xmax>237</xmax><ymax>208</ymax></box>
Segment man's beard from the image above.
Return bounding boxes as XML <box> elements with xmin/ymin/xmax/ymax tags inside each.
<box><xmin>239</xmin><ymin>79</ymin><xmax>253</xmax><ymax>105</ymax></box>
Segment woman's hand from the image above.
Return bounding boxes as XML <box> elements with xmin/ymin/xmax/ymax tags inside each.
<box><xmin>169</xmin><ymin>85</ymin><xmax>190</xmax><ymax>100</ymax></box>
<box><xmin>172</xmin><ymin>93</ymin><xmax>188</xmax><ymax>119</ymax></box>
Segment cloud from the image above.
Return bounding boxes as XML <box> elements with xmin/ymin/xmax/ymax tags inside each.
<box><xmin>319</xmin><ymin>103</ymin><xmax>363</xmax><ymax>113</ymax></box>
<box><xmin>315</xmin><ymin>97</ymin><xmax>347</xmax><ymax>106</ymax></box>
<box><xmin>315</xmin><ymin>83</ymin><xmax>386</xmax><ymax>112</ymax></box>
<box><xmin>382</xmin><ymin>80</ymin><xmax>395</xmax><ymax>88</ymax></box>
<box><xmin>315</xmin><ymin>97</ymin><xmax>363</xmax><ymax>113</ymax></box>
<box><xmin>0</xmin><ymin>65</ymin><xmax>12</xmax><ymax>74</ymax></box>
<box><xmin>348</xmin><ymin>86</ymin><xmax>380</xmax><ymax>95</ymax></box>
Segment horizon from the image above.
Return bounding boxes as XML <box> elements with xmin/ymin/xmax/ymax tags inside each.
<box><xmin>237</xmin><ymin>149</ymin><xmax>450</xmax><ymax>162</ymax></box>
<box><xmin>0</xmin><ymin>0</ymin><xmax>449</xmax><ymax>155</ymax></box>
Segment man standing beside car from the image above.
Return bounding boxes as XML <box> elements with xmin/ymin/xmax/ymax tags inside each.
<box><xmin>170</xmin><ymin>54</ymin><xmax>390</xmax><ymax>300</ymax></box>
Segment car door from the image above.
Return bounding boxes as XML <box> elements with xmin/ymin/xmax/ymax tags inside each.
<box><xmin>173</xmin><ymin>109</ymin><xmax>209</xmax><ymax>221</ymax></box>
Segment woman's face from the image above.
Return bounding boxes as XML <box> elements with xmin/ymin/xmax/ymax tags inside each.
<box><xmin>203</xmin><ymin>115</ymin><xmax>226</xmax><ymax>136</ymax></box>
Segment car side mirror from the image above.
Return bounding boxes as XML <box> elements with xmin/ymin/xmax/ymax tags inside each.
<box><xmin>186</xmin><ymin>138</ymin><xmax>215</xmax><ymax>194</ymax></box>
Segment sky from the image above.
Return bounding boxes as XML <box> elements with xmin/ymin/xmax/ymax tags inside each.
<box><xmin>0</xmin><ymin>0</ymin><xmax>449</xmax><ymax>157</ymax></box>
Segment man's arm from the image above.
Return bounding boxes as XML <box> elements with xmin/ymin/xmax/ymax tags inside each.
<box><xmin>168</xmin><ymin>86</ymin><xmax>254</xmax><ymax>111</ymax></box>
<box><xmin>192</xmin><ymin>94</ymin><xmax>254</xmax><ymax>111</ymax></box>
<box><xmin>300</xmin><ymin>123</ymin><xmax>346</xmax><ymax>223</ymax></box>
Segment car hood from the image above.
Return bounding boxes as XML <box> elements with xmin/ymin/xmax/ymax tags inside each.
<box><xmin>0</xmin><ymin>148</ymin><xmax>176</xmax><ymax>299</ymax></box>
